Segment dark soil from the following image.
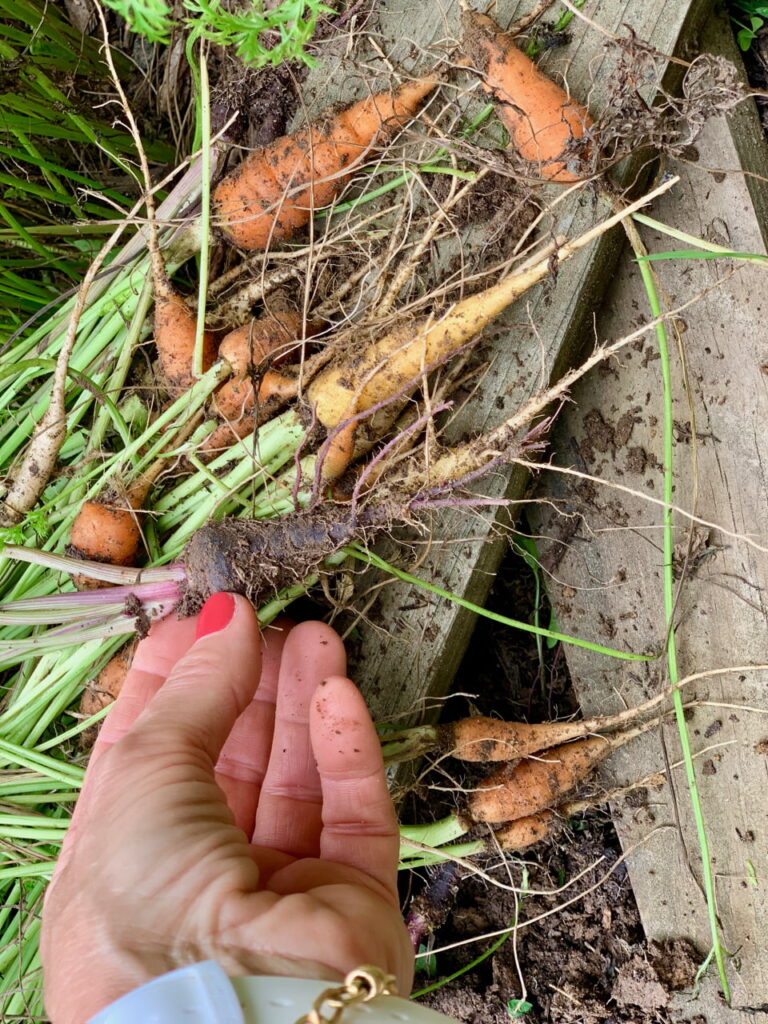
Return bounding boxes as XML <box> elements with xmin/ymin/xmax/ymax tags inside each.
<box><xmin>406</xmin><ymin>544</ymin><xmax>703</xmax><ymax>1024</ymax></box>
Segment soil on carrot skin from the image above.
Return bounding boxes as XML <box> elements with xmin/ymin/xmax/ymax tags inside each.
<box><xmin>407</xmin><ymin>547</ymin><xmax>701</xmax><ymax>1024</ymax></box>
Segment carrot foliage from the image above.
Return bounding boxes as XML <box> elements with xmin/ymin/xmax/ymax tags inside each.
<box><xmin>101</xmin><ymin>0</ymin><xmax>331</xmax><ymax>67</ymax></box>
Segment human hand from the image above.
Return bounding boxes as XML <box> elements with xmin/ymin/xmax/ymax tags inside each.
<box><xmin>41</xmin><ymin>594</ymin><xmax>413</xmax><ymax>1024</ymax></box>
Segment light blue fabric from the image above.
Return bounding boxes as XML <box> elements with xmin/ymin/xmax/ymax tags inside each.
<box><xmin>87</xmin><ymin>961</ymin><xmax>243</xmax><ymax>1024</ymax></box>
<box><xmin>87</xmin><ymin>963</ymin><xmax>460</xmax><ymax>1024</ymax></box>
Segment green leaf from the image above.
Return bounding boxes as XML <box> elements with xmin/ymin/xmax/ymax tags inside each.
<box><xmin>101</xmin><ymin>0</ymin><xmax>175</xmax><ymax>43</ymax></box>
<box><xmin>184</xmin><ymin>0</ymin><xmax>332</xmax><ymax>68</ymax></box>
<box><xmin>416</xmin><ymin>943</ymin><xmax>438</xmax><ymax>978</ymax></box>
<box><xmin>508</xmin><ymin>999</ymin><xmax>533</xmax><ymax>1018</ymax></box>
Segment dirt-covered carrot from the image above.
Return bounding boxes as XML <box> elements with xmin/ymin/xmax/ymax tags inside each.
<box><xmin>69</xmin><ymin>487</ymin><xmax>145</xmax><ymax>570</ymax></box>
<box><xmin>381</xmin><ymin>683</ymin><xmax>683</xmax><ymax>764</ymax></box>
<box><xmin>181</xmin><ymin>507</ymin><xmax>359</xmax><ymax>607</ymax></box>
<box><xmin>69</xmin><ymin>413</ymin><xmax>203</xmax><ymax>575</ymax></box>
<box><xmin>78</xmin><ymin>640</ymin><xmax>136</xmax><ymax>749</ymax></box>
<box><xmin>306</xmin><ymin>244</ymin><xmax>564</xmax><ymax>474</ymax></box>
<box><xmin>462</xmin><ymin>7</ymin><xmax>592</xmax><ymax>182</ymax></box>
<box><xmin>214</xmin><ymin>77</ymin><xmax>437</xmax><ymax>250</ymax></box>
<box><xmin>154</xmin><ymin>278</ymin><xmax>218</xmax><ymax>398</ymax></box>
<box><xmin>212</xmin><ymin>307</ymin><xmax>303</xmax><ymax>423</ymax></box>
<box><xmin>306</xmin><ymin>182</ymin><xmax>673</xmax><ymax>481</ymax></box>
<box><xmin>466</xmin><ymin>723</ymin><xmax>652</xmax><ymax>824</ymax></box>
<box><xmin>493</xmin><ymin>809</ymin><xmax>558</xmax><ymax>851</ymax></box>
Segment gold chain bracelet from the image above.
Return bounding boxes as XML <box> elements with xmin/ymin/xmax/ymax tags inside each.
<box><xmin>293</xmin><ymin>966</ymin><xmax>397</xmax><ymax>1024</ymax></box>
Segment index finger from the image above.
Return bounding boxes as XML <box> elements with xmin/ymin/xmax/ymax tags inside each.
<box><xmin>310</xmin><ymin>675</ymin><xmax>400</xmax><ymax>903</ymax></box>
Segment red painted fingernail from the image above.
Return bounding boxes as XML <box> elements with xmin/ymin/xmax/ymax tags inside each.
<box><xmin>195</xmin><ymin>592</ymin><xmax>236</xmax><ymax>639</ymax></box>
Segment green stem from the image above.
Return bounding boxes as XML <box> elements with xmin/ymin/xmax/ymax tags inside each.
<box><xmin>632</xmin><ymin>213</ymin><xmax>755</xmax><ymax>257</ymax></box>
<box><xmin>347</xmin><ymin>548</ymin><xmax>654</xmax><ymax>662</ymax></box>
<box><xmin>399</xmin><ymin>814</ymin><xmax>468</xmax><ymax>860</ymax></box>
<box><xmin>633</xmin><ymin>234</ymin><xmax>730</xmax><ymax>1001</ymax></box>
<box><xmin>397</xmin><ymin>838</ymin><xmax>484</xmax><ymax>870</ymax></box>
<box><xmin>88</xmin><ymin>274</ymin><xmax>155</xmax><ymax>457</ymax></box>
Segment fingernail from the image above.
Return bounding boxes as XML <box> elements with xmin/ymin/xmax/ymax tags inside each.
<box><xmin>195</xmin><ymin>592</ymin><xmax>236</xmax><ymax>639</ymax></box>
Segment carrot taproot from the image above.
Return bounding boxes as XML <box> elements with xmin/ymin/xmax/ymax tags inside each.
<box><xmin>79</xmin><ymin>640</ymin><xmax>136</xmax><ymax>749</ymax></box>
<box><xmin>212</xmin><ymin>307</ymin><xmax>303</xmax><ymax>422</ymax></box>
<box><xmin>494</xmin><ymin>809</ymin><xmax>558</xmax><ymax>851</ymax></box>
<box><xmin>462</xmin><ymin>7</ymin><xmax>592</xmax><ymax>182</ymax></box>
<box><xmin>466</xmin><ymin>723</ymin><xmax>652</xmax><ymax>825</ymax></box>
<box><xmin>69</xmin><ymin>412</ymin><xmax>204</xmax><ymax>576</ymax></box>
<box><xmin>305</xmin><ymin>243</ymin><xmax>563</xmax><ymax>473</ymax></box>
<box><xmin>69</xmin><ymin>284</ymin><xmax>208</xmax><ymax>573</ymax></box>
<box><xmin>213</xmin><ymin>76</ymin><xmax>437</xmax><ymax>250</ymax></box>
<box><xmin>381</xmin><ymin>675</ymin><xmax>694</xmax><ymax>766</ymax></box>
<box><xmin>154</xmin><ymin>278</ymin><xmax>218</xmax><ymax>398</ymax></box>
<box><xmin>200</xmin><ymin>415</ymin><xmax>258</xmax><ymax>456</ymax></box>
<box><xmin>69</xmin><ymin>490</ymin><xmax>145</xmax><ymax>569</ymax></box>
<box><xmin>305</xmin><ymin>181</ymin><xmax>672</xmax><ymax>482</ymax></box>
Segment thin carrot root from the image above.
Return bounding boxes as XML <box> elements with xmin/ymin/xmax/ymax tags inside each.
<box><xmin>466</xmin><ymin>722</ymin><xmax>655</xmax><ymax>825</ymax></box>
<box><xmin>154</xmin><ymin>279</ymin><xmax>218</xmax><ymax>397</ymax></box>
<box><xmin>214</xmin><ymin>76</ymin><xmax>438</xmax><ymax>251</ymax></box>
<box><xmin>79</xmin><ymin>640</ymin><xmax>136</xmax><ymax>750</ymax></box>
<box><xmin>493</xmin><ymin>809</ymin><xmax>558</xmax><ymax>851</ymax></box>
<box><xmin>462</xmin><ymin>8</ymin><xmax>593</xmax><ymax>182</ymax></box>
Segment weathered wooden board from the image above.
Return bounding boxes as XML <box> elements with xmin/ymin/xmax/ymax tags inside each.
<box><xmin>529</xmin><ymin>10</ymin><xmax>768</xmax><ymax>1014</ymax></box>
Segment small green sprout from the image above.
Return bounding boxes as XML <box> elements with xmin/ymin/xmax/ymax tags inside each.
<box><xmin>729</xmin><ymin>1</ymin><xmax>768</xmax><ymax>50</ymax></box>
<box><xmin>508</xmin><ymin>998</ymin><xmax>534</xmax><ymax>1018</ymax></box>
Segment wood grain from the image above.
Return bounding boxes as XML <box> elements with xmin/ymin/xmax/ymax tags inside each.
<box><xmin>530</xmin><ymin>9</ymin><xmax>768</xmax><ymax>1011</ymax></box>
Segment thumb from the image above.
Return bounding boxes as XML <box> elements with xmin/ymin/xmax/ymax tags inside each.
<box><xmin>130</xmin><ymin>593</ymin><xmax>263</xmax><ymax>765</ymax></box>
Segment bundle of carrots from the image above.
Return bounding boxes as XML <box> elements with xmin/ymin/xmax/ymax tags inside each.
<box><xmin>66</xmin><ymin>8</ymin><xmax>602</xmax><ymax>735</ymax></box>
<box><xmin>398</xmin><ymin>717</ymin><xmax>660</xmax><ymax>863</ymax></box>
<box><xmin>66</xmin><ymin>6</ymin><xmax>596</xmax><ymax>573</ymax></box>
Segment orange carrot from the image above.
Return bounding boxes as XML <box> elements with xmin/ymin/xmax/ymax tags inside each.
<box><xmin>437</xmin><ymin>704</ymin><xmax>657</xmax><ymax>762</ymax></box>
<box><xmin>494</xmin><ymin>809</ymin><xmax>557</xmax><ymax>851</ymax></box>
<box><xmin>69</xmin><ymin>414</ymin><xmax>203</xmax><ymax>575</ymax></box>
<box><xmin>466</xmin><ymin>725</ymin><xmax>651</xmax><ymax>824</ymax></box>
<box><xmin>467</xmin><ymin>735</ymin><xmax>611</xmax><ymax>824</ymax></box>
<box><xmin>212</xmin><ymin>307</ymin><xmax>303</xmax><ymax>423</ymax></box>
<box><xmin>200</xmin><ymin>415</ymin><xmax>258</xmax><ymax>456</ymax></box>
<box><xmin>462</xmin><ymin>8</ymin><xmax>592</xmax><ymax>182</ymax></box>
<box><xmin>79</xmin><ymin>640</ymin><xmax>136</xmax><ymax>749</ymax></box>
<box><xmin>69</xmin><ymin>491</ymin><xmax>144</xmax><ymax>569</ymax></box>
<box><xmin>214</xmin><ymin>77</ymin><xmax>437</xmax><ymax>250</ymax></box>
<box><xmin>154</xmin><ymin>278</ymin><xmax>218</xmax><ymax>398</ymax></box>
<box><xmin>382</xmin><ymin>681</ymin><xmax>683</xmax><ymax>766</ymax></box>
